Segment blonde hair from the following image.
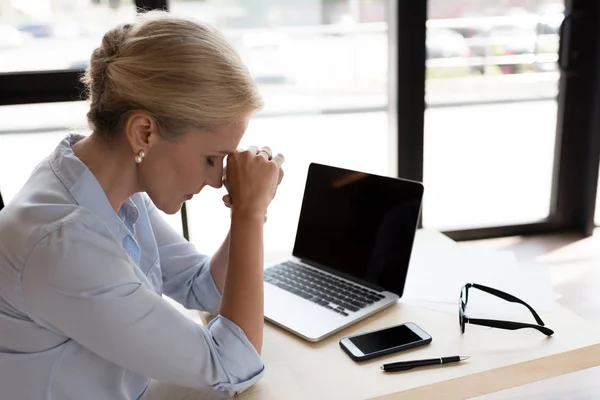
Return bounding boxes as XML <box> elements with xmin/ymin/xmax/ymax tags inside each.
<box><xmin>81</xmin><ymin>11</ymin><xmax>263</xmax><ymax>140</ymax></box>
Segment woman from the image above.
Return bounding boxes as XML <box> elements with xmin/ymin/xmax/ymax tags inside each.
<box><xmin>0</xmin><ymin>11</ymin><xmax>284</xmax><ymax>400</ymax></box>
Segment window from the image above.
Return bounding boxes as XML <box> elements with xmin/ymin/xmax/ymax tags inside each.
<box><xmin>422</xmin><ymin>1</ymin><xmax>564</xmax><ymax>231</ymax></box>
<box><xmin>2</xmin><ymin>0</ymin><xmax>600</xmax><ymax>244</ymax></box>
<box><xmin>0</xmin><ymin>1</ymin><xmax>137</xmax><ymax>73</ymax></box>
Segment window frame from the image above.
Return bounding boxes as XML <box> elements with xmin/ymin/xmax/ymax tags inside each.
<box><xmin>390</xmin><ymin>0</ymin><xmax>600</xmax><ymax>241</ymax></box>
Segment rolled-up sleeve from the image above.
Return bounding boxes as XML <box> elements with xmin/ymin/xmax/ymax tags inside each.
<box><xmin>21</xmin><ymin>217</ymin><xmax>264</xmax><ymax>396</ymax></box>
<box><xmin>206</xmin><ymin>315</ymin><xmax>265</xmax><ymax>393</ymax></box>
<box><xmin>145</xmin><ymin>197</ymin><xmax>222</xmax><ymax>315</ymax></box>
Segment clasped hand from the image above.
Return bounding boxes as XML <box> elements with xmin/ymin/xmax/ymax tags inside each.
<box><xmin>221</xmin><ymin>146</ymin><xmax>285</xmax><ymax>215</ymax></box>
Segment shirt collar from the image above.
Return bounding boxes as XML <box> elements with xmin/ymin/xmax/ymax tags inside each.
<box><xmin>49</xmin><ymin>134</ymin><xmax>139</xmax><ymax>243</ymax></box>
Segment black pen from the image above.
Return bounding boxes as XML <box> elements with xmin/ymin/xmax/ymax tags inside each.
<box><xmin>381</xmin><ymin>356</ymin><xmax>470</xmax><ymax>372</ymax></box>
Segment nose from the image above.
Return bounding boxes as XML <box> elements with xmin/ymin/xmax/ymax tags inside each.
<box><xmin>209</xmin><ymin>179</ymin><xmax>223</xmax><ymax>189</ymax></box>
<box><xmin>207</xmin><ymin>165</ymin><xmax>223</xmax><ymax>189</ymax></box>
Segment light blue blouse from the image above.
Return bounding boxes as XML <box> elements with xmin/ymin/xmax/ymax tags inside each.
<box><xmin>0</xmin><ymin>135</ymin><xmax>264</xmax><ymax>400</ymax></box>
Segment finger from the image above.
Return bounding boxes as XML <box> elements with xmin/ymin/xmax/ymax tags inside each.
<box><xmin>259</xmin><ymin>146</ymin><xmax>273</xmax><ymax>160</ymax></box>
<box><xmin>272</xmin><ymin>173</ymin><xmax>283</xmax><ymax>199</ymax></box>
<box><xmin>272</xmin><ymin>153</ymin><xmax>285</xmax><ymax>168</ymax></box>
<box><xmin>247</xmin><ymin>145</ymin><xmax>259</xmax><ymax>155</ymax></box>
<box><xmin>222</xmin><ymin>194</ymin><xmax>232</xmax><ymax>207</ymax></box>
<box><xmin>258</xmin><ymin>149</ymin><xmax>270</xmax><ymax>160</ymax></box>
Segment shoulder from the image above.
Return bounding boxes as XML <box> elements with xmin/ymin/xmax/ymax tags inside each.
<box><xmin>36</xmin><ymin>202</ymin><xmax>127</xmax><ymax>251</ymax></box>
<box><xmin>0</xmin><ymin>203</ymin><xmax>118</xmax><ymax>275</ymax></box>
<box><xmin>21</xmin><ymin>210</ymin><xmax>136</xmax><ymax>293</ymax></box>
<box><xmin>4</xmin><ymin>196</ymin><xmax>115</xmax><ymax>245</ymax></box>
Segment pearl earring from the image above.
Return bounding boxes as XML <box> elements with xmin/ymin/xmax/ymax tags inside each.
<box><xmin>134</xmin><ymin>150</ymin><xmax>145</xmax><ymax>164</ymax></box>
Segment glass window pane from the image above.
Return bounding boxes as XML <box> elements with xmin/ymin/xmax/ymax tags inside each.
<box><xmin>0</xmin><ymin>1</ymin><xmax>136</xmax><ymax>73</ymax></box>
<box><xmin>170</xmin><ymin>0</ymin><xmax>387</xmax><ymax>114</ymax></box>
<box><xmin>423</xmin><ymin>1</ymin><xmax>564</xmax><ymax>230</ymax></box>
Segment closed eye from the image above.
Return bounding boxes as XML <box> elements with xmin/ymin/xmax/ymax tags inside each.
<box><xmin>206</xmin><ymin>157</ymin><xmax>215</xmax><ymax>167</ymax></box>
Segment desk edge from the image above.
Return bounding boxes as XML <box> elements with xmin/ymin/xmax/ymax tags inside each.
<box><xmin>369</xmin><ymin>343</ymin><xmax>600</xmax><ymax>400</ymax></box>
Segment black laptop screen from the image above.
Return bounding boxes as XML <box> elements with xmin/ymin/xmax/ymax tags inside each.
<box><xmin>292</xmin><ymin>163</ymin><xmax>423</xmax><ymax>296</ymax></box>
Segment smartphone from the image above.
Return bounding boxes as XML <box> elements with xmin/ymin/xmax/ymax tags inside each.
<box><xmin>339</xmin><ymin>322</ymin><xmax>432</xmax><ymax>362</ymax></box>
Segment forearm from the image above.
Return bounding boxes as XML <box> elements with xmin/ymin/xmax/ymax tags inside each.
<box><xmin>219</xmin><ymin>209</ymin><xmax>265</xmax><ymax>354</ymax></box>
<box><xmin>209</xmin><ymin>232</ymin><xmax>231</xmax><ymax>295</ymax></box>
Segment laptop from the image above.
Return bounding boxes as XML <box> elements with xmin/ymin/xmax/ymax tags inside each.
<box><xmin>264</xmin><ymin>163</ymin><xmax>424</xmax><ymax>342</ymax></box>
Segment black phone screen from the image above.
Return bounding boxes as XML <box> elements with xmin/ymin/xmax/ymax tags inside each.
<box><xmin>349</xmin><ymin>324</ymin><xmax>422</xmax><ymax>355</ymax></box>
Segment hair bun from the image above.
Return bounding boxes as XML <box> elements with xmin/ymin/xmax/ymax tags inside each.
<box><xmin>100</xmin><ymin>23</ymin><xmax>132</xmax><ymax>60</ymax></box>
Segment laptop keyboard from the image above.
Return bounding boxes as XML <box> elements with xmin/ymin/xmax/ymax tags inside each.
<box><xmin>264</xmin><ymin>261</ymin><xmax>386</xmax><ymax>317</ymax></box>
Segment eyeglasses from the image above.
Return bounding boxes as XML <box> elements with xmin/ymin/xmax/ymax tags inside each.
<box><xmin>459</xmin><ymin>283</ymin><xmax>554</xmax><ymax>336</ymax></box>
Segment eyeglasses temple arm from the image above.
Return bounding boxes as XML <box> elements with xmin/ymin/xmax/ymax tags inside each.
<box><xmin>467</xmin><ymin>317</ymin><xmax>554</xmax><ymax>336</ymax></box>
<box><xmin>469</xmin><ymin>283</ymin><xmax>546</xmax><ymax>326</ymax></box>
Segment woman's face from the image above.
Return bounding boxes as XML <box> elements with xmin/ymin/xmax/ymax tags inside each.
<box><xmin>135</xmin><ymin>118</ymin><xmax>248</xmax><ymax>214</ymax></box>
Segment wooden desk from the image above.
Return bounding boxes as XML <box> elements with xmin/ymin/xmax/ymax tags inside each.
<box><xmin>239</xmin><ymin>303</ymin><xmax>600</xmax><ymax>400</ymax></box>
<box><xmin>156</xmin><ymin>230</ymin><xmax>600</xmax><ymax>400</ymax></box>
<box><xmin>471</xmin><ymin>364</ymin><xmax>600</xmax><ymax>399</ymax></box>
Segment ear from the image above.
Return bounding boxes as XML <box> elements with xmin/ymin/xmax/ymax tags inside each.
<box><xmin>124</xmin><ymin>111</ymin><xmax>161</xmax><ymax>156</ymax></box>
